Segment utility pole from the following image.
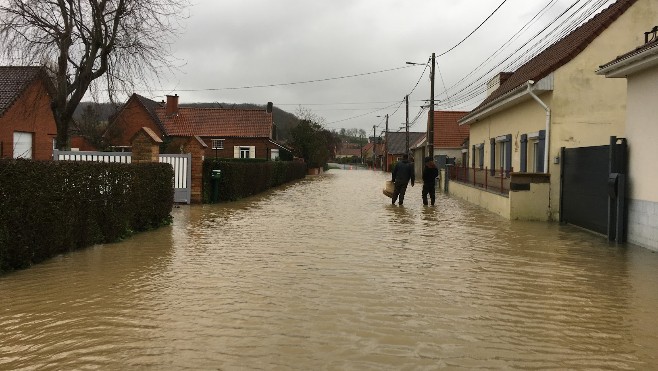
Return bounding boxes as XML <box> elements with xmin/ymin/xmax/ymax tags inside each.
<box><xmin>405</xmin><ymin>94</ymin><xmax>409</xmax><ymax>156</ymax></box>
<box><xmin>372</xmin><ymin>125</ymin><xmax>377</xmax><ymax>170</ymax></box>
<box><xmin>384</xmin><ymin>114</ymin><xmax>389</xmax><ymax>171</ymax></box>
<box><xmin>428</xmin><ymin>52</ymin><xmax>435</xmax><ymax>159</ymax></box>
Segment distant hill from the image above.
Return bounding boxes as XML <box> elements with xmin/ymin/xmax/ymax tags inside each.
<box><xmin>74</xmin><ymin>101</ymin><xmax>300</xmax><ymax>141</ymax></box>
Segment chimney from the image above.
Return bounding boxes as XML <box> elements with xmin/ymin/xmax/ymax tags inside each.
<box><xmin>166</xmin><ymin>94</ymin><xmax>179</xmax><ymax>116</ymax></box>
<box><xmin>486</xmin><ymin>72</ymin><xmax>513</xmax><ymax>96</ymax></box>
<box><xmin>266</xmin><ymin>102</ymin><xmax>273</xmax><ymax>113</ymax></box>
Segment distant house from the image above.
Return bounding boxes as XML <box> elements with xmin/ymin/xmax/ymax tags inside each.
<box><xmin>411</xmin><ymin>110</ymin><xmax>470</xmax><ymax>175</ymax></box>
<box><xmin>0</xmin><ymin>66</ymin><xmax>57</xmax><ymax>160</ymax></box>
<box><xmin>384</xmin><ymin>131</ymin><xmax>425</xmax><ymax>172</ymax></box>
<box><xmin>597</xmin><ymin>28</ymin><xmax>658</xmax><ymax>250</ymax></box>
<box><xmin>106</xmin><ymin>94</ymin><xmax>289</xmax><ymax>160</ymax></box>
<box><xmin>456</xmin><ymin>0</ymin><xmax>658</xmax><ymax>221</ymax></box>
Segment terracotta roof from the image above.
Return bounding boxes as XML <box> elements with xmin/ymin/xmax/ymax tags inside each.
<box><xmin>476</xmin><ymin>0</ymin><xmax>637</xmax><ymax>110</ymax></box>
<box><xmin>431</xmin><ymin>111</ymin><xmax>469</xmax><ymax>148</ymax></box>
<box><xmin>158</xmin><ymin>107</ymin><xmax>273</xmax><ymax>137</ymax></box>
<box><xmin>385</xmin><ymin>131</ymin><xmax>426</xmax><ymax>154</ymax></box>
<box><xmin>0</xmin><ymin>66</ymin><xmax>50</xmax><ymax>117</ymax></box>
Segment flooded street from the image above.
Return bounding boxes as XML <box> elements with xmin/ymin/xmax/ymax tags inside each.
<box><xmin>2</xmin><ymin>169</ymin><xmax>658</xmax><ymax>370</ymax></box>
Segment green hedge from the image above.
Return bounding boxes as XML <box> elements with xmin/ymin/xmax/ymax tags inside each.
<box><xmin>0</xmin><ymin>159</ymin><xmax>174</xmax><ymax>273</ymax></box>
<box><xmin>203</xmin><ymin>159</ymin><xmax>307</xmax><ymax>202</ymax></box>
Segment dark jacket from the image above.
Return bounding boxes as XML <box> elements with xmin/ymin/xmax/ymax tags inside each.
<box><xmin>392</xmin><ymin>159</ymin><xmax>415</xmax><ymax>185</ymax></box>
<box><xmin>422</xmin><ymin>165</ymin><xmax>439</xmax><ymax>185</ymax></box>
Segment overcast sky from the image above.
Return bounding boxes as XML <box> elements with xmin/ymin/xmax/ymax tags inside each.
<box><xmin>145</xmin><ymin>0</ymin><xmax>615</xmax><ymax>135</ymax></box>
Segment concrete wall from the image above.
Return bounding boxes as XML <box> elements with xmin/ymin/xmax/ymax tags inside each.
<box><xmin>446</xmin><ymin>179</ymin><xmax>511</xmax><ymax>219</ymax></box>
<box><xmin>624</xmin><ymin>64</ymin><xmax>658</xmax><ymax>251</ymax></box>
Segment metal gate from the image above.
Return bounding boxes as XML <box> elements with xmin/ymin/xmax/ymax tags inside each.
<box><xmin>560</xmin><ymin>145</ymin><xmax>609</xmax><ymax>235</ymax></box>
<box><xmin>159</xmin><ymin>153</ymin><xmax>192</xmax><ymax>204</ymax></box>
<box><xmin>53</xmin><ymin>150</ymin><xmax>192</xmax><ymax>204</ymax></box>
<box><xmin>559</xmin><ymin>137</ymin><xmax>627</xmax><ymax>240</ymax></box>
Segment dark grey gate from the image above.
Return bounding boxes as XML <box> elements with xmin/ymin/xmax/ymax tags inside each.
<box><xmin>560</xmin><ymin>137</ymin><xmax>627</xmax><ymax>240</ymax></box>
<box><xmin>560</xmin><ymin>145</ymin><xmax>610</xmax><ymax>235</ymax></box>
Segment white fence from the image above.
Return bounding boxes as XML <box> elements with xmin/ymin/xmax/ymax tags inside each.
<box><xmin>53</xmin><ymin>150</ymin><xmax>191</xmax><ymax>204</ymax></box>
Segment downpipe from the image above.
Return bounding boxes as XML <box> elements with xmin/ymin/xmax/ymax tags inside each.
<box><xmin>526</xmin><ymin>80</ymin><xmax>551</xmax><ymax>174</ymax></box>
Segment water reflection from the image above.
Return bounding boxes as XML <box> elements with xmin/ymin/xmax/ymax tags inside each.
<box><xmin>1</xmin><ymin>169</ymin><xmax>658</xmax><ymax>369</ymax></box>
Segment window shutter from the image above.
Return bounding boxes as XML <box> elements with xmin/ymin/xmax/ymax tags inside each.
<box><xmin>233</xmin><ymin>146</ymin><xmax>239</xmax><ymax>158</ymax></box>
<box><xmin>505</xmin><ymin>134</ymin><xmax>512</xmax><ymax>174</ymax></box>
<box><xmin>490</xmin><ymin>138</ymin><xmax>496</xmax><ymax>175</ymax></box>
<box><xmin>250</xmin><ymin>146</ymin><xmax>255</xmax><ymax>159</ymax></box>
<box><xmin>479</xmin><ymin>143</ymin><xmax>484</xmax><ymax>168</ymax></box>
<box><xmin>520</xmin><ymin>134</ymin><xmax>528</xmax><ymax>172</ymax></box>
<box><xmin>537</xmin><ymin>130</ymin><xmax>546</xmax><ymax>172</ymax></box>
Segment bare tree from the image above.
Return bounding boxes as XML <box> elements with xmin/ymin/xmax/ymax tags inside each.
<box><xmin>0</xmin><ymin>0</ymin><xmax>189</xmax><ymax>149</ymax></box>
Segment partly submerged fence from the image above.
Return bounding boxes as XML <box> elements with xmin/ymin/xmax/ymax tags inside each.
<box><xmin>448</xmin><ymin>166</ymin><xmax>513</xmax><ymax>194</ymax></box>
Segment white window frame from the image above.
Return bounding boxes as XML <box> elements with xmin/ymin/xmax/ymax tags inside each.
<box><xmin>495</xmin><ymin>136</ymin><xmax>509</xmax><ymax>171</ymax></box>
<box><xmin>211</xmin><ymin>139</ymin><xmax>224</xmax><ymax>150</ymax></box>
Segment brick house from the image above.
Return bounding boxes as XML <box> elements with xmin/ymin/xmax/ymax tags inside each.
<box><xmin>0</xmin><ymin>66</ymin><xmax>57</xmax><ymax>160</ymax></box>
<box><xmin>106</xmin><ymin>93</ymin><xmax>290</xmax><ymax>159</ymax></box>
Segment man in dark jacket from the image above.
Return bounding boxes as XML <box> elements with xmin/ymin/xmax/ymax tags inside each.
<box><xmin>422</xmin><ymin>156</ymin><xmax>439</xmax><ymax>206</ymax></box>
<box><xmin>391</xmin><ymin>154</ymin><xmax>414</xmax><ymax>205</ymax></box>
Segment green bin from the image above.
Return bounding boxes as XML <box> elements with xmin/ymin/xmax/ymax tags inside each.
<box><xmin>211</xmin><ymin>170</ymin><xmax>222</xmax><ymax>202</ymax></box>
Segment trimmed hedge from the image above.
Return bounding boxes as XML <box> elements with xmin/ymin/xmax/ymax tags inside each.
<box><xmin>203</xmin><ymin>159</ymin><xmax>307</xmax><ymax>202</ymax></box>
<box><xmin>0</xmin><ymin>159</ymin><xmax>174</xmax><ymax>273</ymax></box>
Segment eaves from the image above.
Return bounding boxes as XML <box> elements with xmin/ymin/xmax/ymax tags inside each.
<box><xmin>459</xmin><ymin>74</ymin><xmax>554</xmax><ymax>126</ymax></box>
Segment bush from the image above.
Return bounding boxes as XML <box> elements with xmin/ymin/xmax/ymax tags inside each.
<box><xmin>0</xmin><ymin>159</ymin><xmax>174</xmax><ymax>274</ymax></box>
<box><xmin>202</xmin><ymin>159</ymin><xmax>306</xmax><ymax>202</ymax></box>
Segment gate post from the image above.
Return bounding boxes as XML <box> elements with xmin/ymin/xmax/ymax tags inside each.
<box><xmin>131</xmin><ymin>127</ymin><xmax>162</xmax><ymax>163</ymax></box>
<box><xmin>182</xmin><ymin>136</ymin><xmax>207</xmax><ymax>204</ymax></box>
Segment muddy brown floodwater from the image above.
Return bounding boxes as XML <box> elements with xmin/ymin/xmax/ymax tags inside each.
<box><xmin>2</xmin><ymin>169</ymin><xmax>658</xmax><ymax>370</ymax></box>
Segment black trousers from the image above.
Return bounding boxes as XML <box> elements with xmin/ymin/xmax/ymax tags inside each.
<box><xmin>392</xmin><ymin>182</ymin><xmax>408</xmax><ymax>204</ymax></box>
<box><xmin>422</xmin><ymin>183</ymin><xmax>435</xmax><ymax>205</ymax></box>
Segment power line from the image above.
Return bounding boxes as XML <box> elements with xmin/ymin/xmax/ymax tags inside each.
<box><xmin>437</xmin><ymin>0</ymin><xmax>510</xmax><ymax>57</ymax></box>
<box><xmin>146</xmin><ymin>65</ymin><xmax>417</xmax><ymax>92</ymax></box>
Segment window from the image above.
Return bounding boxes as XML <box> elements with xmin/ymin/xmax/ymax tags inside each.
<box><xmin>524</xmin><ymin>130</ymin><xmax>545</xmax><ymax>173</ymax></box>
<box><xmin>211</xmin><ymin>139</ymin><xmax>224</xmax><ymax>150</ymax></box>
<box><xmin>495</xmin><ymin>134</ymin><xmax>512</xmax><ymax>175</ymax></box>
<box><xmin>239</xmin><ymin>146</ymin><xmax>250</xmax><ymax>158</ymax></box>
<box><xmin>473</xmin><ymin>144</ymin><xmax>484</xmax><ymax>169</ymax></box>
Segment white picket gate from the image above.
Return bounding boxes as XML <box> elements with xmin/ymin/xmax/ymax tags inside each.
<box><xmin>53</xmin><ymin>150</ymin><xmax>192</xmax><ymax>204</ymax></box>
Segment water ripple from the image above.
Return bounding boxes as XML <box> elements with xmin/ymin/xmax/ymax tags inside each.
<box><xmin>2</xmin><ymin>170</ymin><xmax>658</xmax><ymax>369</ymax></box>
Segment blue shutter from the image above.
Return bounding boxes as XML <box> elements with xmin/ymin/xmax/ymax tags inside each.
<box><xmin>520</xmin><ymin>134</ymin><xmax>528</xmax><ymax>172</ymax></box>
<box><xmin>505</xmin><ymin>134</ymin><xmax>512</xmax><ymax>175</ymax></box>
<box><xmin>490</xmin><ymin>138</ymin><xmax>496</xmax><ymax>175</ymax></box>
<box><xmin>537</xmin><ymin>130</ymin><xmax>546</xmax><ymax>172</ymax></box>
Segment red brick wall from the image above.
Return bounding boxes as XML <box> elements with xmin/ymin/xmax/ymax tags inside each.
<box><xmin>201</xmin><ymin>137</ymin><xmax>276</xmax><ymax>159</ymax></box>
<box><xmin>105</xmin><ymin>98</ymin><xmax>164</xmax><ymax>148</ymax></box>
<box><xmin>0</xmin><ymin>80</ymin><xmax>57</xmax><ymax>160</ymax></box>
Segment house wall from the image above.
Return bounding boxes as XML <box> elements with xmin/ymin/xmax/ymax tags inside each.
<box><xmin>0</xmin><ymin>79</ymin><xmax>56</xmax><ymax>160</ymax></box>
<box><xmin>625</xmin><ymin>66</ymin><xmax>658</xmax><ymax>250</ymax></box>
<box><xmin>469</xmin><ymin>96</ymin><xmax>548</xmax><ymax>173</ymax></box>
<box><xmin>201</xmin><ymin>137</ymin><xmax>276</xmax><ymax>160</ymax></box>
<box><xmin>106</xmin><ymin>99</ymin><xmax>163</xmax><ymax>147</ymax></box>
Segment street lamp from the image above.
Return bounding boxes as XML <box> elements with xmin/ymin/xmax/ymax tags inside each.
<box><xmin>406</xmin><ymin>53</ymin><xmax>436</xmax><ymax>159</ymax></box>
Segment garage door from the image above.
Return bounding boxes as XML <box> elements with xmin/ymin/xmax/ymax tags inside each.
<box><xmin>13</xmin><ymin>131</ymin><xmax>33</xmax><ymax>159</ymax></box>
